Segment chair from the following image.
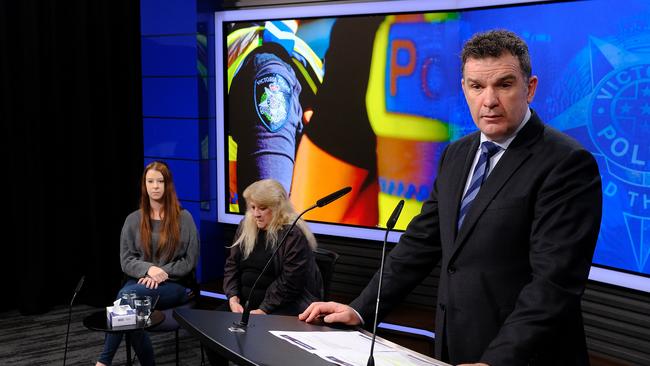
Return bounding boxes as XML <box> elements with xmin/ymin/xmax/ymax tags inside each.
<box><xmin>314</xmin><ymin>247</ymin><xmax>340</xmax><ymax>301</ymax></box>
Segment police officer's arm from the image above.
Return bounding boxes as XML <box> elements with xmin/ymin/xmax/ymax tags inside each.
<box><xmin>230</xmin><ymin>51</ymin><xmax>303</xmax><ymax>201</ymax></box>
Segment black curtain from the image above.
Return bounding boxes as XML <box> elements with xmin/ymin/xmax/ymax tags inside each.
<box><xmin>0</xmin><ymin>0</ymin><xmax>143</xmax><ymax>314</ymax></box>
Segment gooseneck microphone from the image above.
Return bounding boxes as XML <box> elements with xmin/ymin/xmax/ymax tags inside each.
<box><xmin>367</xmin><ymin>200</ymin><xmax>404</xmax><ymax>366</ymax></box>
<box><xmin>228</xmin><ymin>186</ymin><xmax>352</xmax><ymax>332</ymax></box>
<box><xmin>315</xmin><ymin>186</ymin><xmax>352</xmax><ymax>208</ymax></box>
<box><xmin>63</xmin><ymin>275</ymin><xmax>85</xmax><ymax>366</ymax></box>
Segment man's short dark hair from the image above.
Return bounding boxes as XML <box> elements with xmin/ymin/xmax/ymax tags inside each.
<box><xmin>461</xmin><ymin>29</ymin><xmax>532</xmax><ymax>78</ymax></box>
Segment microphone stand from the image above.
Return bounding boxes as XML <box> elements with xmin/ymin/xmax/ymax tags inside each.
<box><xmin>229</xmin><ymin>186</ymin><xmax>352</xmax><ymax>333</ymax></box>
<box><xmin>367</xmin><ymin>200</ymin><xmax>404</xmax><ymax>366</ymax></box>
<box><xmin>63</xmin><ymin>275</ymin><xmax>85</xmax><ymax>366</ymax></box>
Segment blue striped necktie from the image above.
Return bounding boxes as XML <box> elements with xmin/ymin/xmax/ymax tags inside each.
<box><xmin>457</xmin><ymin>141</ymin><xmax>501</xmax><ymax>230</ymax></box>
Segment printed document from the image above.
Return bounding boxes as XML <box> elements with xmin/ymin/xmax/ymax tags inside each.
<box><xmin>270</xmin><ymin>330</ymin><xmax>450</xmax><ymax>366</ymax></box>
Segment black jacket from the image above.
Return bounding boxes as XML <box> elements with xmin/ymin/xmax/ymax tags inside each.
<box><xmin>224</xmin><ymin>223</ymin><xmax>323</xmax><ymax>314</ymax></box>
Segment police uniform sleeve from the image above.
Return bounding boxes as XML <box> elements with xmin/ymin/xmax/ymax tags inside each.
<box><xmin>229</xmin><ymin>51</ymin><xmax>303</xmax><ymax>204</ymax></box>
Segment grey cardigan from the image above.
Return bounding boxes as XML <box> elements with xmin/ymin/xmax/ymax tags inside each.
<box><xmin>120</xmin><ymin>209</ymin><xmax>200</xmax><ymax>282</ymax></box>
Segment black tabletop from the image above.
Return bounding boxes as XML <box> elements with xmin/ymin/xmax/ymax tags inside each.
<box><xmin>83</xmin><ymin>309</ymin><xmax>165</xmax><ymax>333</ymax></box>
<box><xmin>174</xmin><ymin>308</ymin><xmax>350</xmax><ymax>366</ymax></box>
<box><xmin>174</xmin><ymin>308</ymin><xmax>448</xmax><ymax>366</ymax></box>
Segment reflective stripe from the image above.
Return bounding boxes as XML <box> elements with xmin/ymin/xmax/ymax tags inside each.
<box><xmin>292</xmin><ymin>58</ymin><xmax>318</xmax><ymax>94</ymax></box>
<box><xmin>226</xmin><ymin>26</ymin><xmax>262</xmax><ymax>47</ymax></box>
<box><xmin>226</xmin><ymin>24</ymin><xmax>322</xmax><ymax>93</ymax></box>
<box><xmin>263</xmin><ymin>21</ymin><xmax>296</xmax><ymax>56</ymax></box>
<box><xmin>294</xmin><ymin>37</ymin><xmax>324</xmax><ymax>82</ymax></box>
<box><xmin>264</xmin><ymin>20</ymin><xmax>296</xmax><ymax>41</ymax></box>
<box><xmin>227</xmin><ymin>39</ymin><xmax>260</xmax><ymax>91</ymax></box>
<box><xmin>228</xmin><ymin>135</ymin><xmax>237</xmax><ymax>162</ymax></box>
<box><xmin>423</xmin><ymin>12</ymin><xmax>459</xmax><ymax>22</ymax></box>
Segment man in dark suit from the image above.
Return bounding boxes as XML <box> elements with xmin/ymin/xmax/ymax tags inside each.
<box><xmin>299</xmin><ymin>29</ymin><xmax>602</xmax><ymax>366</ymax></box>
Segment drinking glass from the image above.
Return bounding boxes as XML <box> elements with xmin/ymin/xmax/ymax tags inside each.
<box><xmin>121</xmin><ymin>290</ymin><xmax>137</xmax><ymax>309</ymax></box>
<box><xmin>134</xmin><ymin>296</ymin><xmax>152</xmax><ymax>323</ymax></box>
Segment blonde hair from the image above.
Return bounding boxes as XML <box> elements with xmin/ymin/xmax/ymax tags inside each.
<box><xmin>232</xmin><ymin>179</ymin><xmax>317</xmax><ymax>259</ymax></box>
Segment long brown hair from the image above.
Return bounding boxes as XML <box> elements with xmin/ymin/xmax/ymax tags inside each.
<box><xmin>139</xmin><ymin>161</ymin><xmax>182</xmax><ymax>261</ymax></box>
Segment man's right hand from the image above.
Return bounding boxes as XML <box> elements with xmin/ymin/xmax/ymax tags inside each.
<box><xmin>229</xmin><ymin>296</ymin><xmax>244</xmax><ymax>313</ymax></box>
<box><xmin>298</xmin><ymin>302</ymin><xmax>363</xmax><ymax>325</ymax></box>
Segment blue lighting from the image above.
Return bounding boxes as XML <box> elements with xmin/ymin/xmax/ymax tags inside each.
<box><xmin>378</xmin><ymin>322</ymin><xmax>435</xmax><ymax>340</ymax></box>
<box><xmin>200</xmin><ymin>290</ymin><xmax>227</xmax><ymax>300</ymax></box>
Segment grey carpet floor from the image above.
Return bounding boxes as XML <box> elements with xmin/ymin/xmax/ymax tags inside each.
<box><xmin>0</xmin><ymin>304</ymin><xmax>205</xmax><ymax>365</ymax></box>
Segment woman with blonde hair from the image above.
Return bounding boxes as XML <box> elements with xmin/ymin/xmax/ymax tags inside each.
<box><xmin>223</xmin><ymin>178</ymin><xmax>323</xmax><ymax>316</ymax></box>
<box><xmin>96</xmin><ymin>161</ymin><xmax>199</xmax><ymax>366</ymax></box>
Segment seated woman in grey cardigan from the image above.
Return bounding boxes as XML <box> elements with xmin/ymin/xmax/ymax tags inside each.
<box><xmin>96</xmin><ymin>161</ymin><xmax>199</xmax><ymax>366</ymax></box>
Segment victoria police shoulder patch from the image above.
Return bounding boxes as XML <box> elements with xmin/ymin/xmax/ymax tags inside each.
<box><xmin>254</xmin><ymin>73</ymin><xmax>291</xmax><ymax>132</ymax></box>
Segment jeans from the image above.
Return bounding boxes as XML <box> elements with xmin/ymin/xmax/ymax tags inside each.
<box><xmin>97</xmin><ymin>279</ymin><xmax>189</xmax><ymax>365</ymax></box>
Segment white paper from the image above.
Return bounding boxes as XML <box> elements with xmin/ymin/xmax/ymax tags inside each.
<box><xmin>270</xmin><ymin>330</ymin><xmax>450</xmax><ymax>366</ymax></box>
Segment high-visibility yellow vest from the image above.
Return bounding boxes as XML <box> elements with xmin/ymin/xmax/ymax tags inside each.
<box><xmin>366</xmin><ymin>14</ymin><xmax>457</xmax><ymax>229</ymax></box>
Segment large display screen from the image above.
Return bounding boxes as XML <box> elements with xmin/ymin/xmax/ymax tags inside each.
<box><xmin>215</xmin><ymin>0</ymin><xmax>650</xmax><ymax>292</ymax></box>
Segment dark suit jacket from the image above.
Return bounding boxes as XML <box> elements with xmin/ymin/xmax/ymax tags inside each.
<box><xmin>351</xmin><ymin>111</ymin><xmax>602</xmax><ymax>366</ymax></box>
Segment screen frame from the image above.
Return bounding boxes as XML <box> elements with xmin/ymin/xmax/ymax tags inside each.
<box><xmin>214</xmin><ymin>0</ymin><xmax>549</xmax><ymax>242</ymax></box>
<box><xmin>214</xmin><ymin>0</ymin><xmax>650</xmax><ymax>292</ymax></box>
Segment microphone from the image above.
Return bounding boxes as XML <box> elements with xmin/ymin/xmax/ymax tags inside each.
<box><xmin>367</xmin><ymin>200</ymin><xmax>404</xmax><ymax>366</ymax></box>
<box><xmin>228</xmin><ymin>186</ymin><xmax>352</xmax><ymax>332</ymax></box>
<box><xmin>71</xmin><ymin>275</ymin><xmax>85</xmax><ymax>306</ymax></box>
<box><xmin>316</xmin><ymin>186</ymin><xmax>351</xmax><ymax>208</ymax></box>
<box><xmin>63</xmin><ymin>275</ymin><xmax>85</xmax><ymax>366</ymax></box>
<box><xmin>385</xmin><ymin>199</ymin><xmax>404</xmax><ymax>230</ymax></box>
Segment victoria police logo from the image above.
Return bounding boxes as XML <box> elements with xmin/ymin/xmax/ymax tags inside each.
<box><xmin>588</xmin><ymin>64</ymin><xmax>650</xmax><ymax>218</ymax></box>
<box><xmin>254</xmin><ymin>73</ymin><xmax>290</xmax><ymax>132</ymax></box>
<box><xmin>589</xmin><ymin>64</ymin><xmax>650</xmax><ymax>187</ymax></box>
<box><xmin>584</xmin><ymin>50</ymin><xmax>650</xmax><ymax>272</ymax></box>
<box><xmin>549</xmin><ymin>32</ymin><xmax>650</xmax><ymax>273</ymax></box>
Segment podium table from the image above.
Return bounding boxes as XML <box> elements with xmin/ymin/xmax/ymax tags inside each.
<box><xmin>174</xmin><ymin>308</ymin><xmax>447</xmax><ymax>366</ymax></box>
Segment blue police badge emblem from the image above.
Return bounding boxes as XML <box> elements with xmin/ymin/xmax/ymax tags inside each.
<box><xmin>588</xmin><ymin>63</ymin><xmax>650</xmax><ymax>215</ymax></box>
<box><xmin>254</xmin><ymin>73</ymin><xmax>291</xmax><ymax>132</ymax></box>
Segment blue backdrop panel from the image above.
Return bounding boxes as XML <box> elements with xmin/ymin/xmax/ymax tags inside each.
<box><xmin>142</xmin><ymin>77</ymin><xmax>199</xmax><ymax>118</ymax></box>
<box><xmin>141</xmin><ymin>0</ymin><xmax>197</xmax><ymax>36</ymax></box>
<box><xmin>141</xmin><ymin>0</ymin><xmax>222</xmax><ymax>284</ymax></box>
<box><xmin>198</xmin><ymin>210</ymin><xmax>224</xmax><ymax>280</ymax></box>
<box><xmin>199</xmin><ymin>117</ymin><xmax>217</xmax><ymax>160</ymax></box>
<box><xmin>179</xmin><ymin>200</ymin><xmax>221</xmax><ymax>282</ymax></box>
<box><xmin>141</xmin><ymin>35</ymin><xmax>198</xmax><ymax>76</ymax></box>
<box><xmin>180</xmin><ymin>200</ymin><xmax>201</xmax><ymax>225</ymax></box>
<box><xmin>144</xmin><ymin>118</ymin><xmax>201</xmax><ymax>160</ymax></box>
